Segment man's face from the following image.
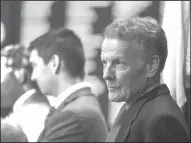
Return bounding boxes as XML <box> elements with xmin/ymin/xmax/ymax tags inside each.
<box><xmin>29</xmin><ymin>49</ymin><xmax>55</xmax><ymax>95</ymax></box>
<box><xmin>101</xmin><ymin>38</ymin><xmax>148</xmax><ymax>102</ymax></box>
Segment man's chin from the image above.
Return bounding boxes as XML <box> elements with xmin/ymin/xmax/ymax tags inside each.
<box><xmin>108</xmin><ymin>93</ymin><xmax>124</xmax><ymax>102</ymax></box>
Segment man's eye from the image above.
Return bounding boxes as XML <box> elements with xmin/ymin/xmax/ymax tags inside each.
<box><xmin>114</xmin><ymin>59</ymin><xmax>123</xmax><ymax>65</ymax></box>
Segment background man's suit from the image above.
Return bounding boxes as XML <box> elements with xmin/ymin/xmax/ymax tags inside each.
<box><xmin>38</xmin><ymin>87</ymin><xmax>108</xmax><ymax>142</ymax></box>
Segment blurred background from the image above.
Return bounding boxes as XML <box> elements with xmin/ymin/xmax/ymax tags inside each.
<box><xmin>1</xmin><ymin>1</ymin><xmax>191</xmax><ymax>129</ymax></box>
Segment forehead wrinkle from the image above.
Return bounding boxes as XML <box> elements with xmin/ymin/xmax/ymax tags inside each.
<box><xmin>101</xmin><ymin>44</ymin><xmax>127</xmax><ymax>58</ymax></box>
<box><xmin>102</xmin><ymin>42</ymin><xmax>127</xmax><ymax>52</ymax></box>
<box><xmin>101</xmin><ymin>48</ymin><xmax>123</xmax><ymax>58</ymax></box>
<box><xmin>101</xmin><ymin>38</ymin><xmax>146</xmax><ymax>62</ymax></box>
<box><xmin>102</xmin><ymin>38</ymin><xmax>143</xmax><ymax>53</ymax></box>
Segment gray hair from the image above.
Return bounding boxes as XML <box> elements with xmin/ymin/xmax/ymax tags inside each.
<box><xmin>103</xmin><ymin>17</ymin><xmax>168</xmax><ymax>72</ymax></box>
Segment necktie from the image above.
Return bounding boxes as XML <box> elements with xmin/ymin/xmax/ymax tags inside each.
<box><xmin>45</xmin><ymin>106</ymin><xmax>55</xmax><ymax>124</ymax></box>
<box><xmin>105</xmin><ymin>103</ymin><xmax>128</xmax><ymax>142</ymax></box>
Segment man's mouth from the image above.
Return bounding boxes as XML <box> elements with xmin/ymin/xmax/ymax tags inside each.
<box><xmin>108</xmin><ymin>87</ymin><xmax>120</xmax><ymax>91</ymax></box>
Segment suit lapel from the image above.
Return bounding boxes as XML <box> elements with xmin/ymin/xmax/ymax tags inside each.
<box><xmin>106</xmin><ymin>84</ymin><xmax>170</xmax><ymax>142</ymax></box>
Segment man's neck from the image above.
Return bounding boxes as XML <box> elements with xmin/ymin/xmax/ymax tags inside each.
<box><xmin>54</xmin><ymin>77</ymin><xmax>82</xmax><ymax>98</ymax></box>
<box><xmin>142</xmin><ymin>75</ymin><xmax>160</xmax><ymax>95</ymax></box>
<box><xmin>126</xmin><ymin>75</ymin><xmax>160</xmax><ymax>107</ymax></box>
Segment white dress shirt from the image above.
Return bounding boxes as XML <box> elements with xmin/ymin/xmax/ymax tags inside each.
<box><xmin>10</xmin><ymin>89</ymin><xmax>50</xmax><ymax>142</ymax></box>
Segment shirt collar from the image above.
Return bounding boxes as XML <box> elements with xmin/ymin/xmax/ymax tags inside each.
<box><xmin>13</xmin><ymin>89</ymin><xmax>36</xmax><ymax>112</ymax></box>
<box><xmin>50</xmin><ymin>81</ymin><xmax>92</xmax><ymax>109</ymax></box>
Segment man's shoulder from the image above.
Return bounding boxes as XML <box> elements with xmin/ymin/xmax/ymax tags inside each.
<box><xmin>52</xmin><ymin>93</ymin><xmax>106</xmax><ymax>126</ymax></box>
<box><xmin>141</xmin><ymin>93</ymin><xmax>181</xmax><ymax>114</ymax></box>
<box><xmin>41</xmin><ymin>100</ymin><xmax>108</xmax><ymax>142</ymax></box>
<box><xmin>65</xmin><ymin>93</ymin><xmax>102</xmax><ymax>116</ymax></box>
<box><xmin>46</xmin><ymin>88</ymin><xmax>108</xmax><ymax>131</ymax></box>
<box><xmin>48</xmin><ymin>98</ymin><xmax>108</xmax><ymax>138</ymax></box>
<box><xmin>46</xmin><ymin>108</ymin><xmax>94</xmax><ymax>130</ymax></box>
<box><xmin>128</xmin><ymin>93</ymin><xmax>189</xmax><ymax>138</ymax></box>
<box><xmin>136</xmin><ymin>92</ymin><xmax>185</xmax><ymax>124</ymax></box>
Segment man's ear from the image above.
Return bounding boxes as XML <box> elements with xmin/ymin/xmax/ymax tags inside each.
<box><xmin>48</xmin><ymin>54</ymin><xmax>60</xmax><ymax>74</ymax></box>
<box><xmin>146</xmin><ymin>55</ymin><xmax>160</xmax><ymax>78</ymax></box>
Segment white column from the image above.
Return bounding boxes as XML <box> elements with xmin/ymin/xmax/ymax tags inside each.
<box><xmin>20</xmin><ymin>1</ymin><xmax>54</xmax><ymax>47</ymax></box>
<box><xmin>162</xmin><ymin>1</ymin><xmax>187</xmax><ymax>108</ymax></box>
<box><xmin>113</xmin><ymin>1</ymin><xmax>152</xmax><ymax>21</ymax></box>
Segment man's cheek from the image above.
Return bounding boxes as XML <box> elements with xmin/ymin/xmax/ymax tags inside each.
<box><xmin>36</xmin><ymin>67</ymin><xmax>44</xmax><ymax>76</ymax></box>
<box><xmin>118</xmin><ymin>70</ymin><xmax>131</xmax><ymax>83</ymax></box>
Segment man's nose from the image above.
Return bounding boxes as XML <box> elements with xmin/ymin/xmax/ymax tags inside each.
<box><xmin>103</xmin><ymin>64</ymin><xmax>115</xmax><ymax>81</ymax></box>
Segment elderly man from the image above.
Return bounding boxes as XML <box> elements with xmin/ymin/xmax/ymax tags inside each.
<box><xmin>28</xmin><ymin>28</ymin><xmax>108</xmax><ymax>142</ymax></box>
<box><xmin>101</xmin><ymin>17</ymin><xmax>190</xmax><ymax>142</ymax></box>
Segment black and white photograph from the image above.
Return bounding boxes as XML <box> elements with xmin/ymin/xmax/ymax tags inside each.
<box><xmin>1</xmin><ymin>1</ymin><xmax>191</xmax><ymax>142</ymax></box>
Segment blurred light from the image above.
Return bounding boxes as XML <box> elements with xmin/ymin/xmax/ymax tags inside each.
<box><xmin>1</xmin><ymin>21</ymin><xmax>6</xmax><ymax>44</ymax></box>
<box><xmin>113</xmin><ymin>1</ymin><xmax>152</xmax><ymax>21</ymax></box>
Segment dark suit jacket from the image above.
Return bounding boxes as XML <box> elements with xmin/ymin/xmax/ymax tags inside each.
<box><xmin>1</xmin><ymin>72</ymin><xmax>25</xmax><ymax>117</ymax></box>
<box><xmin>106</xmin><ymin>84</ymin><xmax>190</xmax><ymax>142</ymax></box>
<box><xmin>38</xmin><ymin>87</ymin><xmax>108</xmax><ymax>142</ymax></box>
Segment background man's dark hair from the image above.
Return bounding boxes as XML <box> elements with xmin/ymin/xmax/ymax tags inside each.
<box><xmin>29</xmin><ymin>28</ymin><xmax>85</xmax><ymax>79</ymax></box>
<box><xmin>103</xmin><ymin>17</ymin><xmax>168</xmax><ymax>73</ymax></box>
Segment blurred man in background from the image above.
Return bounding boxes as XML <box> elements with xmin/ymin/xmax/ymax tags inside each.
<box><xmin>1</xmin><ymin>44</ymin><xmax>50</xmax><ymax>142</ymax></box>
<box><xmin>28</xmin><ymin>28</ymin><xmax>108</xmax><ymax>142</ymax></box>
<box><xmin>101</xmin><ymin>17</ymin><xmax>190</xmax><ymax>142</ymax></box>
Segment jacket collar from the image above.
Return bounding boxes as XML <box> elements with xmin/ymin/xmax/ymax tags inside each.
<box><xmin>55</xmin><ymin>86</ymin><xmax>93</xmax><ymax>112</ymax></box>
<box><xmin>49</xmin><ymin>82</ymin><xmax>92</xmax><ymax>109</ymax></box>
<box><xmin>135</xmin><ymin>83</ymin><xmax>170</xmax><ymax>103</ymax></box>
